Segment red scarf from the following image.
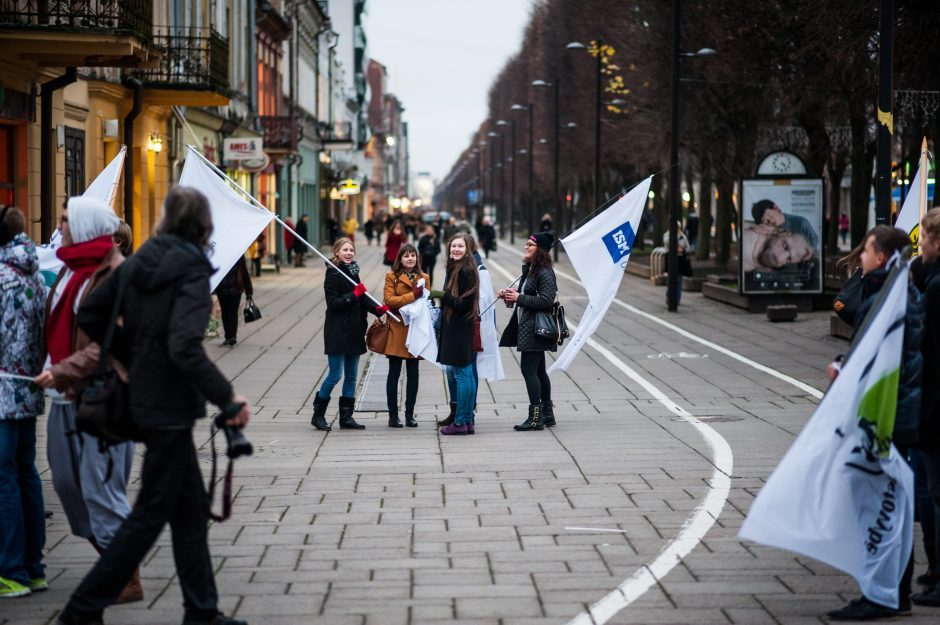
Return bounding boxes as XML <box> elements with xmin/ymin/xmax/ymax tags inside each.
<box><xmin>46</xmin><ymin>236</ymin><xmax>115</xmax><ymax>364</ymax></box>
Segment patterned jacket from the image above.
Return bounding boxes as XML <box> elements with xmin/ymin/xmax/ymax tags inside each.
<box><xmin>0</xmin><ymin>234</ymin><xmax>47</xmax><ymax>420</ymax></box>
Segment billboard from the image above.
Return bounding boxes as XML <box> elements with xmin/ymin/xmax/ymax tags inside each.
<box><xmin>740</xmin><ymin>178</ymin><xmax>823</xmax><ymax>294</ymax></box>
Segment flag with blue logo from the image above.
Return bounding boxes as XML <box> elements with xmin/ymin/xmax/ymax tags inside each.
<box><xmin>548</xmin><ymin>177</ymin><xmax>651</xmax><ymax>373</ymax></box>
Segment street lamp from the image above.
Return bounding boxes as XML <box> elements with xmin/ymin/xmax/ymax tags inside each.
<box><xmin>511</xmin><ymin>103</ymin><xmax>534</xmax><ymax>235</ymax></box>
<box><xmin>566</xmin><ymin>39</ymin><xmax>603</xmax><ymax>212</ymax></box>
<box><xmin>533</xmin><ymin>78</ymin><xmax>561</xmax><ymax>260</ymax></box>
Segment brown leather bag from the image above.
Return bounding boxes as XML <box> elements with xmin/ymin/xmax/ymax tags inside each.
<box><xmin>366</xmin><ymin>317</ymin><xmax>390</xmax><ymax>354</ymax></box>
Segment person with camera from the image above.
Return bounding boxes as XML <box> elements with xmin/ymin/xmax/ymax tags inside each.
<box><xmin>32</xmin><ymin>196</ymin><xmax>141</xmax><ymax>603</ymax></box>
<box><xmin>55</xmin><ymin>188</ymin><xmax>252</xmax><ymax>625</ymax></box>
<box><xmin>498</xmin><ymin>232</ymin><xmax>558</xmax><ymax>432</ymax></box>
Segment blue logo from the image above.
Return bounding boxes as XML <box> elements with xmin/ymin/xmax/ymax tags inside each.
<box><xmin>602</xmin><ymin>221</ymin><xmax>636</xmax><ymax>263</ymax></box>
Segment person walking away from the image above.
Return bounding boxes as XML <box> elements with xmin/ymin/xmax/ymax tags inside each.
<box><xmin>417</xmin><ymin>225</ymin><xmax>439</xmax><ymax>288</ymax></box>
<box><xmin>384</xmin><ymin>220</ymin><xmax>405</xmax><ymax>267</ymax></box>
<box><xmin>663</xmin><ymin>226</ymin><xmax>692</xmax><ymax>305</ymax></box>
<box><xmin>213</xmin><ymin>254</ymin><xmax>252</xmax><ymax>346</ymax></box>
<box><xmin>343</xmin><ymin>214</ymin><xmax>359</xmax><ymax>242</ymax></box>
<box><xmin>283</xmin><ymin>216</ymin><xmax>295</xmax><ymax>265</ymax></box>
<box><xmin>429</xmin><ymin>234</ymin><xmax>479</xmax><ymax>435</ymax></box>
<box><xmin>33</xmin><ymin>196</ymin><xmax>141</xmax><ymax>605</ymax></box>
<box><xmin>443</xmin><ymin>217</ymin><xmax>459</xmax><ymax>243</ymax></box>
<box><xmin>293</xmin><ymin>215</ymin><xmax>309</xmax><ymax>267</ymax></box>
<box><xmin>383</xmin><ymin>244</ymin><xmax>430</xmax><ymax>427</ymax></box>
<box><xmin>249</xmin><ymin>233</ymin><xmax>264</xmax><ymax>277</ymax></box>
<box><xmin>56</xmin><ymin>187</ymin><xmax>252</xmax><ymax>625</ymax></box>
<box><xmin>539</xmin><ymin>213</ymin><xmax>553</xmax><ymax>233</ymax></box>
<box><xmin>498</xmin><ymin>232</ymin><xmax>558</xmax><ymax>431</ymax></box>
<box><xmin>840</xmin><ymin>212</ymin><xmax>850</xmax><ymax>248</ymax></box>
<box><xmin>826</xmin><ymin>225</ymin><xmax>924</xmax><ymax>621</ymax></box>
<box><xmin>364</xmin><ymin>218</ymin><xmax>375</xmax><ymax>246</ymax></box>
<box><xmin>478</xmin><ymin>217</ymin><xmax>496</xmax><ymax>259</ymax></box>
<box><xmin>0</xmin><ymin>206</ymin><xmax>48</xmax><ymax>599</ymax></box>
<box><xmin>686</xmin><ymin>207</ymin><xmax>699</xmax><ymax>252</ymax></box>
<box><xmin>310</xmin><ymin>238</ymin><xmax>389</xmax><ymax>431</ymax></box>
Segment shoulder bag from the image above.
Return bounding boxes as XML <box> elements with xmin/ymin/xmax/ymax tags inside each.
<box><xmin>243</xmin><ymin>297</ymin><xmax>262</xmax><ymax>323</ymax></box>
<box><xmin>533</xmin><ymin>294</ymin><xmax>570</xmax><ymax>346</ymax></box>
<box><xmin>367</xmin><ymin>317</ymin><xmax>390</xmax><ymax>353</ymax></box>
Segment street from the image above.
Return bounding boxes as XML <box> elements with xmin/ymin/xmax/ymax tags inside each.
<box><xmin>3</xmin><ymin>240</ymin><xmax>933</xmax><ymax>625</ymax></box>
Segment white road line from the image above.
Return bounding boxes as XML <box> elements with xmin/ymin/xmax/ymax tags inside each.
<box><xmin>565</xmin><ymin>527</ymin><xmax>629</xmax><ymax>534</ymax></box>
<box><xmin>499</xmin><ymin>246</ymin><xmax>824</xmax><ymax>400</ymax></box>
<box><xmin>488</xmin><ymin>259</ymin><xmax>733</xmax><ymax>625</ymax></box>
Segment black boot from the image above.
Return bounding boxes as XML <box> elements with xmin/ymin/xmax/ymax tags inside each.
<box><xmin>405</xmin><ymin>412</ymin><xmax>418</xmax><ymax>427</ymax></box>
<box><xmin>542</xmin><ymin>401</ymin><xmax>556</xmax><ymax>427</ymax></box>
<box><xmin>311</xmin><ymin>393</ymin><xmax>331</xmax><ymax>431</ymax></box>
<box><xmin>338</xmin><ymin>396</ymin><xmax>365</xmax><ymax>430</ymax></box>
<box><xmin>514</xmin><ymin>404</ymin><xmax>544</xmax><ymax>431</ymax></box>
<box><xmin>388</xmin><ymin>407</ymin><xmax>403</xmax><ymax>428</ymax></box>
<box><xmin>438</xmin><ymin>401</ymin><xmax>456</xmax><ymax>427</ymax></box>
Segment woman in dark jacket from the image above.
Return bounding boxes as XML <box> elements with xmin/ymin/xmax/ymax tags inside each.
<box><xmin>292</xmin><ymin>215</ymin><xmax>309</xmax><ymax>267</ymax></box>
<box><xmin>310</xmin><ymin>237</ymin><xmax>388</xmax><ymax>431</ymax></box>
<box><xmin>213</xmin><ymin>254</ymin><xmax>253</xmax><ymax>346</ymax></box>
<box><xmin>498</xmin><ymin>232</ymin><xmax>558</xmax><ymax>431</ymax></box>
<box><xmin>63</xmin><ymin>187</ymin><xmax>250</xmax><ymax>625</ymax></box>
<box><xmin>429</xmin><ymin>234</ymin><xmax>479</xmax><ymax>435</ymax></box>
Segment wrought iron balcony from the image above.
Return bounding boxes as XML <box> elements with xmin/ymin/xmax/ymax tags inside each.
<box><xmin>0</xmin><ymin>0</ymin><xmax>152</xmax><ymax>37</ymax></box>
<box><xmin>137</xmin><ymin>29</ymin><xmax>230</xmax><ymax>98</ymax></box>
<box><xmin>260</xmin><ymin>116</ymin><xmax>299</xmax><ymax>153</ymax></box>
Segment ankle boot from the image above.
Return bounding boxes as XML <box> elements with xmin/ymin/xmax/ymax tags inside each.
<box><xmin>438</xmin><ymin>401</ymin><xmax>457</xmax><ymax>427</ymax></box>
<box><xmin>405</xmin><ymin>412</ymin><xmax>418</xmax><ymax>427</ymax></box>
<box><xmin>114</xmin><ymin>567</ymin><xmax>143</xmax><ymax>604</ymax></box>
<box><xmin>388</xmin><ymin>407</ymin><xmax>403</xmax><ymax>428</ymax></box>
<box><xmin>311</xmin><ymin>393</ymin><xmax>331</xmax><ymax>431</ymax></box>
<box><xmin>514</xmin><ymin>404</ymin><xmax>544</xmax><ymax>431</ymax></box>
<box><xmin>338</xmin><ymin>396</ymin><xmax>365</xmax><ymax>429</ymax></box>
<box><xmin>542</xmin><ymin>401</ymin><xmax>556</xmax><ymax>427</ymax></box>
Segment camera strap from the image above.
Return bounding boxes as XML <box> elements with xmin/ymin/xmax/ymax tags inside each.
<box><xmin>208</xmin><ymin>424</ymin><xmax>234</xmax><ymax>522</ymax></box>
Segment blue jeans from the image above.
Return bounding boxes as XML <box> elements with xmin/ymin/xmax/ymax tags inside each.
<box><xmin>319</xmin><ymin>353</ymin><xmax>360</xmax><ymax>399</ymax></box>
<box><xmin>0</xmin><ymin>419</ymin><xmax>45</xmax><ymax>584</ymax></box>
<box><xmin>446</xmin><ymin>365</ymin><xmax>476</xmax><ymax>426</ymax></box>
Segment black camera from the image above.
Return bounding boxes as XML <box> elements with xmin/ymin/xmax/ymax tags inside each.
<box><xmin>214</xmin><ymin>403</ymin><xmax>253</xmax><ymax>459</ymax></box>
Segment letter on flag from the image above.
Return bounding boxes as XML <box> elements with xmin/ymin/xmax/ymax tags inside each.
<box><xmin>548</xmin><ymin>177</ymin><xmax>651</xmax><ymax>373</ymax></box>
<box><xmin>739</xmin><ymin>261</ymin><xmax>914</xmax><ymax>609</ymax></box>
<box><xmin>178</xmin><ymin>148</ymin><xmax>274</xmax><ymax>292</ymax></box>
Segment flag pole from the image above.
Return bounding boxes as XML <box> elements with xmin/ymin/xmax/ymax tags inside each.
<box><xmin>919</xmin><ymin>137</ymin><xmax>929</xmax><ymax>224</ymax></box>
<box><xmin>107</xmin><ymin>145</ymin><xmax>127</xmax><ymax>210</ymax></box>
<box><xmin>480</xmin><ymin>274</ymin><xmax>523</xmax><ymax>316</ymax></box>
<box><xmin>185</xmin><ymin>147</ymin><xmax>400</xmax><ymax>323</ymax></box>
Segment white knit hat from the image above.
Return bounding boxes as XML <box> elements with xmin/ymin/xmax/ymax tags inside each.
<box><xmin>66</xmin><ymin>196</ymin><xmax>119</xmax><ymax>244</ymax></box>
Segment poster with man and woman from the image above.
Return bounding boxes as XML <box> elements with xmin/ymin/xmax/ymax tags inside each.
<box><xmin>740</xmin><ymin>178</ymin><xmax>823</xmax><ymax>294</ymax></box>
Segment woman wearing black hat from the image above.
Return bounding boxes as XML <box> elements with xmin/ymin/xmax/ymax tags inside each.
<box><xmin>498</xmin><ymin>232</ymin><xmax>558</xmax><ymax>431</ymax></box>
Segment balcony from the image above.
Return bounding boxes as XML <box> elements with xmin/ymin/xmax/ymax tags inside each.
<box><xmin>136</xmin><ymin>29</ymin><xmax>230</xmax><ymax>106</ymax></box>
<box><xmin>260</xmin><ymin>116</ymin><xmax>298</xmax><ymax>154</ymax></box>
<box><xmin>319</xmin><ymin>120</ymin><xmax>354</xmax><ymax>151</ymax></box>
<box><xmin>0</xmin><ymin>0</ymin><xmax>158</xmax><ymax>67</ymax></box>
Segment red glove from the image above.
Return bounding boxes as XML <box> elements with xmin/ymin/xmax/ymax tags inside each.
<box><xmin>352</xmin><ymin>282</ymin><xmax>367</xmax><ymax>297</ymax></box>
<box><xmin>412</xmin><ymin>284</ymin><xmax>423</xmax><ymax>298</ymax></box>
<box><xmin>376</xmin><ymin>304</ymin><xmax>390</xmax><ymax>316</ymax></box>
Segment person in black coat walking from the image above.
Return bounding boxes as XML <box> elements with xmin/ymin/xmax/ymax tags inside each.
<box><xmin>213</xmin><ymin>255</ymin><xmax>253</xmax><ymax>346</ymax></box>
<box><xmin>310</xmin><ymin>238</ymin><xmax>389</xmax><ymax>432</ymax></box>
<box><xmin>417</xmin><ymin>224</ymin><xmax>440</xmax><ymax>287</ymax></box>
<box><xmin>292</xmin><ymin>214</ymin><xmax>309</xmax><ymax>267</ymax></box>
<box><xmin>477</xmin><ymin>217</ymin><xmax>496</xmax><ymax>258</ymax></box>
<box><xmin>498</xmin><ymin>232</ymin><xmax>558</xmax><ymax>431</ymax></box>
<box><xmin>61</xmin><ymin>187</ymin><xmax>251</xmax><ymax>625</ymax></box>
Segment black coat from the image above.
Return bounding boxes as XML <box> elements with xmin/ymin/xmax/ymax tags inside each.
<box><xmin>323</xmin><ymin>262</ymin><xmax>382</xmax><ymax>355</ymax></box>
<box><xmin>478</xmin><ymin>224</ymin><xmax>496</xmax><ymax>251</ymax></box>
<box><xmin>78</xmin><ymin>235</ymin><xmax>233</xmax><ymax>430</ymax></box>
<box><xmin>437</xmin><ymin>267</ymin><xmax>478</xmax><ymax>367</ymax></box>
<box><xmin>214</xmin><ymin>255</ymin><xmax>253</xmax><ymax>296</ymax></box>
<box><xmin>293</xmin><ymin>219</ymin><xmax>309</xmax><ymax>251</ymax></box>
<box><xmin>919</xmin><ymin>260</ymin><xmax>940</xmax><ymax>449</ymax></box>
<box><xmin>499</xmin><ymin>265</ymin><xmax>558</xmax><ymax>352</ymax></box>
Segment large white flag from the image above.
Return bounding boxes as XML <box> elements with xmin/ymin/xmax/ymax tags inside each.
<box><xmin>476</xmin><ymin>263</ymin><xmax>505</xmax><ymax>381</ymax></box>
<box><xmin>894</xmin><ymin>139</ymin><xmax>930</xmax><ymax>252</ymax></box>
<box><xmin>178</xmin><ymin>148</ymin><xmax>274</xmax><ymax>292</ymax></box>
<box><xmin>548</xmin><ymin>177</ymin><xmax>651</xmax><ymax>373</ymax></box>
<box><xmin>739</xmin><ymin>261</ymin><xmax>914</xmax><ymax>609</ymax></box>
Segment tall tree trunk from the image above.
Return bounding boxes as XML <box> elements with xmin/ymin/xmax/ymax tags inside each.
<box><xmin>715</xmin><ymin>176</ymin><xmax>735</xmax><ymax>266</ymax></box>
<box><xmin>849</xmin><ymin>114</ymin><xmax>876</xmax><ymax>246</ymax></box>
<box><xmin>696</xmin><ymin>170</ymin><xmax>713</xmax><ymax>261</ymax></box>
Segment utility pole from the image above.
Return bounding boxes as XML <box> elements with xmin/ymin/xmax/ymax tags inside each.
<box><xmin>874</xmin><ymin>0</ymin><xmax>894</xmax><ymax>225</ymax></box>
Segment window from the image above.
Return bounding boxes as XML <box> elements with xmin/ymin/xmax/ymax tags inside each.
<box><xmin>64</xmin><ymin>127</ymin><xmax>85</xmax><ymax>199</ymax></box>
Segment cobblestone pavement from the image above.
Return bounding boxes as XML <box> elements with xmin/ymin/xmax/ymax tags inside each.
<box><xmin>6</xmin><ymin>239</ymin><xmax>936</xmax><ymax>625</ymax></box>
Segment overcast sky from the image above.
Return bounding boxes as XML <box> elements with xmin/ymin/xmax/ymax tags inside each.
<box><xmin>364</xmin><ymin>0</ymin><xmax>533</xmax><ymax>185</ymax></box>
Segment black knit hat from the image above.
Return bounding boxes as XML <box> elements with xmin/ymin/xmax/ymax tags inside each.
<box><xmin>529</xmin><ymin>231</ymin><xmax>554</xmax><ymax>251</ymax></box>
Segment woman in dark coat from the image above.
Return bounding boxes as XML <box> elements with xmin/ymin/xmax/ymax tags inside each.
<box><xmin>429</xmin><ymin>234</ymin><xmax>479</xmax><ymax>435</ymax></box>
<box><xmin>213</xmin><ymin>255</ymin><xmax>253</xmax><ymax>346</ymax></box>
<box><xmin>498</xmin><ymin>232</ymin><xmax>558</xmax><ymax>431</ymax></box>
<box><xmin>292</xmin><ymin>214</ymin><xmax>309</xmax><ymax>267</ymax></box>
<box><xmin>310</xmin><ymin>237</ymin><xmax>388</xmax><ymax>432</ymax></box>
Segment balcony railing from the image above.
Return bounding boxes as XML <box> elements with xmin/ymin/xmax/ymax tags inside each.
<box><xmin>137</xmin><ymin>29</ymin><xmax>229</xmax><ymax>93</ymax></box>
<box><xmin>318</xmin><ymin>121</ymin><xmax>352</xmax><ymax>143</ymax></box>
<box><xmin>0</xmin><ymin>0</ymin><xmax>153</xmax><ymax>38</ymax></box>
<box><xmin>260</xmin><ymin>116</ymin><xmax>298</xmax><ymax>152</ymax></box>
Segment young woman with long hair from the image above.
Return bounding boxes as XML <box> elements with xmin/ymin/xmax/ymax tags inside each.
<box><xmin>384</xmin><ymin>220</ymin><xmax>405</xmax><ymax>266</ymax></box>
<box><xmin>382</xmin><ymin>244</ymin><xmax>430</xmax><ymax>428</ymax></box>
<box><xmin>310</xmin><ymin>238</ymin><xmax>389</xmax><ymax>431</ymax></box>
<box><xmin>429</xmin><ymin>234</ymin><xmax>480</xmax><ymax>435</ymax></box>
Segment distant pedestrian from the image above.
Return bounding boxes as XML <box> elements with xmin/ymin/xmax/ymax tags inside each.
<box><xmin>310</xmin><ymin>238</ymin><xmax>389</xmax><ymax>432</ymax></box>
<box><xmin>443</xmin><ymin>217</ymin><xmax>459</xmax><ymax>242</ymax></box>
<box><xmin>383</xmin><ymin>244</ymin><xmax>430</xmax><ymax>428</ymax></box>
<box><xmin>539</xmin><ymin>213</ymin><xmax>553</xmax><ymax>233</ymax></box>
<box><xmin>213</xmin><ymin>255</ymin><xmax>252</xmax><ymax>347</ymax></box>
<box><xmin>478</xmin><ymin>217</ymin><xmax>496</xmax><ymax>258</ymax></box>
<box><xmin>686</xmin><ymin>208</ymin><xmax>699</xmax><ymax>252</ymax></box>
<box><xmin>384</xmin><ymin>221</ymin><xmax>405</xmax><ymax>267</ymax></box>
<box><xmin>0</xmin><ymin>206</ymin><xmax>48</xmax><ymax>599</ymax></box>
<box><xmin>417</xmin><ymin>225</ymin><xmax>440</xmax><ymax>287</ymax></box>
<box><xmin>326</xmin><ymin>217</ymin><xmax>338</xmax><ymax>244</ymax></box>
<box><xmin>498</xmin><ymin>232</ymin><xmax>558</xmax><ymax>431</ymax></box>
<box><xmin>839</xmin><ymin>212</ymin><xmax>850</xmax><ymax>247</ymax></box>
<box><xmin>293</xmin><ymin>215</ymin><xmax>309</xmax><ymax>267</ymax></box>
<box><xmin>283</xmin><ymin>217</ymin><xmax>296</xmax><ymax>265</ymax></box>
<box><xmin>663</xmin><ymin>226</ymin><xmax>693</xmax><ymax>305</ymax></box>
<box><xmin>364</xmin><ymin>218</ymin><xmax>375</xmax><ymax>246</ymax></box>
<box><xmin>58</xmin><ymin>186</ymin><xmax>252</xmax><ymax>625</ymax></box>
<box><xmin>249</xmin><ymin>232</ymin><xmax>264</xmax><ymax>277</ymax></box>
<box><xmin>343</xmin><ymin>215</ymin><xmax>359</xmax><ymax>241</ymax></box>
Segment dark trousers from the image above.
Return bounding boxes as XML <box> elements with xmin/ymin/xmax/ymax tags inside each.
<box><xmin>911</xmin><ymin>450</ymin><xmax>938</xmax><ymax>572</ymax></box>
<box><xmin>387</xmin><ymin>356</ymin><xmax>419</xmax><ymax>416</ymax></box>
<box><xmin>63</xmin><ymin>429</ymin><xmax>218</xmax><ymax>623</ymax></box>
<box><xmin>217</xmin><ymin>291</ymin><xmax>241</xmax><ymax>341</ymax></box>
<box><xmin>251</xmin><ymin>258</ymin><xmax>261</xmax><ymax>277</ymax></box>
<box><xmin>520</xmin><ymin>351</ymin><xmax>551</xmax><ymax>405</ymax></box>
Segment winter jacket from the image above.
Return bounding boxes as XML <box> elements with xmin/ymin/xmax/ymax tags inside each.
<box><xmin>214</xmin><ymin>255</ymin><xmax>253</xmax><ymax>297</ymax></box>
<box><xmin>919</xmin><ymin>259</ymin><xmax>940</xmax><ymax>450</ymax></box>
<box><xmin>293</xmin><ymin>219</ymin><xmax>309</xmax><ymax>252</ymax></box>
<box><xmin>853</xmin><ymin>266</ymin><xmax>923</xmax><ymax>447</ymax></box>
<box><xmin>383</xmin><ymin>270</ymin><xmax>429</xmax><ymax>359</ymax></box>
<box><xmin>499</xmin><ymin>264</ymin><xmax>558</xmax><ymax>353</ymax></box>
<box><xmin>437</xmin><ymin>266</ymin><xmax>478</xmax><ymax>367</ymax></box>
<box><xmin>323</xmin><ymin>262</ymin><xmax>383</xmax><ymax>355</ymax></box>
<box><xmin>0</xmin><ymin>234</ymin><xmax>46</xmax><ymax>420</ymax></box>
<box><xmin>77</xmin><ymin>235</ymin><xmax>233</xmax><ymax>429</ymax></box>
<box><xmin>418</xmin><ymin>234</ymin><xmax>439</xmax><ymax>261</ymax></box>
<box><xmin>478</xmin><ymin>224</ymin><xmax>496</xmax><ymax>251</ymax></box>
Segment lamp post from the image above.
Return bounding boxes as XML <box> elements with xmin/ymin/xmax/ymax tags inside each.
<box><xmin>487</xmin><ymin>130</ymin><xmax>505</xmax><ymax>237</ymax></box>
<box><xmin>479</xmin><ymin>139</ymin><xmax>488</xmax><ymax>217</ymax></box>
<box><xmin>497</xmin><ymin>119</ymin><xmax>517</xmax><ymax>243</ymax></box>
<box><xmin>533</xmin><ymin>78</ymin><xmax>561</xmax><ymax>260</ymax></box>
<box><xmin>566</xmin><ymin>40</ymin><xmax>603</xmax><ymax>210</ymax></box>
<box><xmin>874</xmin><ymin>0</ymin><xmax>894</xmax><ymax>225</ymax></box>
<box><xmin>511</xmin><ymin>103</ymin><xmax>534</xmax><ymax>235</ymax></box>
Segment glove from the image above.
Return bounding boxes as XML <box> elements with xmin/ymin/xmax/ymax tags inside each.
<box><xmin>429</xmin><ymin>289</ymin><xmax>444</xmax><ymax>300</ymax></box>
<box><xmin>376</xmin><ymin>304</ymin><xmax>390</xmax><ymax>316</ymax></box>
<box><xmin>412</xmin><ymin>284</ymin><xmax>423</xmax><ymax>298</ymax></box>
<box><xmin>352</xmin><ymin>282</ymin><xmax>367</xmax><ymax>297</ymax></box>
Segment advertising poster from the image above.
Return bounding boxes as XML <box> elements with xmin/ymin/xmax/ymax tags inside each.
<box><xmin>740</xmin><ymin>178</ymin><xmax>823</xmax><ymax>294</ymax></box>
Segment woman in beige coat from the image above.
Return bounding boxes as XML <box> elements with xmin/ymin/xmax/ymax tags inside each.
<box><xmin>383</xmin><ymin>244</ymin><xmax>430</xmax><ymax>427</ymax></box>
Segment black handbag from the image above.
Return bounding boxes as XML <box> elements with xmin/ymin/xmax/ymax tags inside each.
<box><xmin>534</xmin><ymin>296</ymin><xmax>570</xmax><ymax>346</ymax></box>
<box><xmin>76</xmin><ymin>264</ymin><xmax>141</xmax><ymax>445</ymax></box>
<box><xmin>243</xmin><ymin>297</ymin><xmax>262</xmax><ymax>323</ymax></box>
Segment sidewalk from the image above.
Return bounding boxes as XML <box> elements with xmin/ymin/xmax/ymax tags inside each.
<box><xmin>7</xmin><ymin>239</ymin><xmax>935</xmax><ymax>625</ymax></box>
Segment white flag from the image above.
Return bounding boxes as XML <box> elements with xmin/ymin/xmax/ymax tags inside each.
<box><xmin>476</xmin><ymin>264</ymin><xmax>505</xmax><ymax>381</ymax></box>
<box><xmin>739</xmin><ymin>262</ymin><xmax>914</xmax><ymax>609</ymax></box>
<box><xmin>83</xmin><ymin>146</ymin><xmax>126</xmax><ymax>208</ymax></box>
<box><xmin>548</xmin><ymin>177</ymin><xmax>651</xmax><ymax>373</ymax></box>
<box><xmin>178</xmin><ymin>148</ymin><xmax>274</xmax><ymax>292</ymax></box>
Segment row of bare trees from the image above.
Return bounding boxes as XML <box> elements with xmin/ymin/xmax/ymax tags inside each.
<box><xmin>437</xmin><ymin>0</ymin><xmax>940</xmax><ymax>264</ymax></box>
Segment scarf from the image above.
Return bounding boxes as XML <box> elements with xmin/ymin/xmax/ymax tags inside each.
<box><xmin>46</xmin><ymin>236</ymin><xmax>114</xmax><ymax>364</ymax></box>
<box><xmin>344</xmin><ymin>261</ymin><xmax>361</xmax><ymax>276</ymax></box>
